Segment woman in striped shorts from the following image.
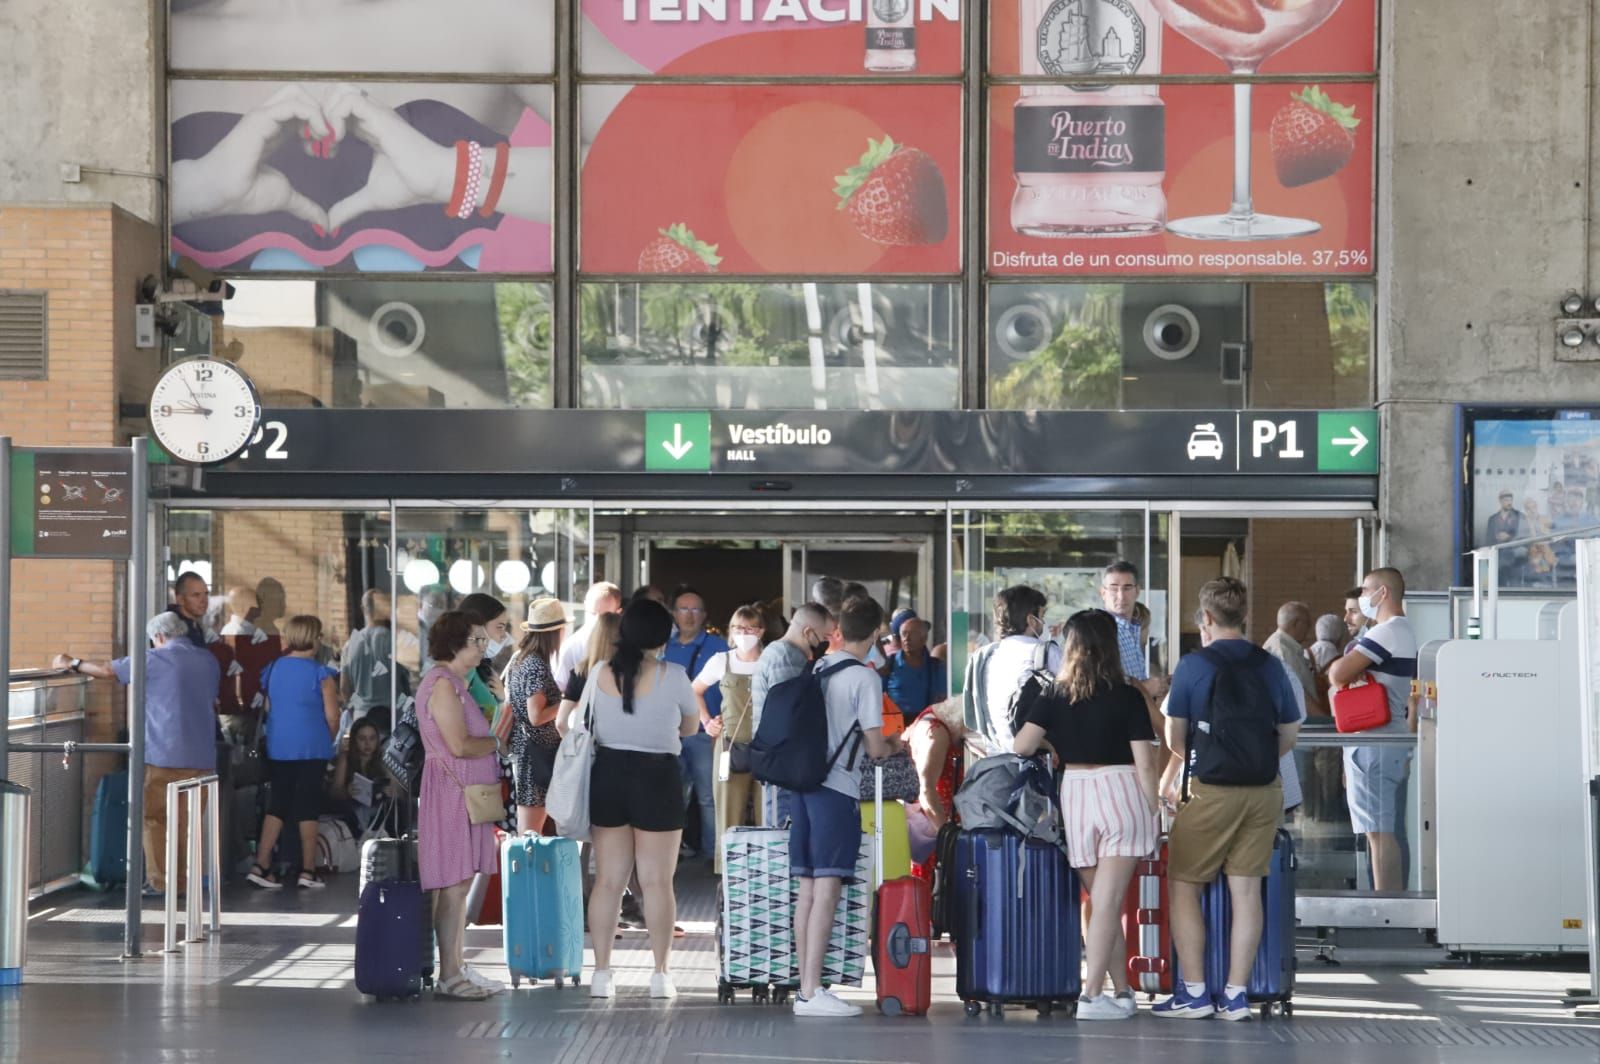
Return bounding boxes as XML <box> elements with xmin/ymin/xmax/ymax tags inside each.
<box><xmin>1013</xmin><ymin>609</ymin><xmax>1160</xmax><ymax>1021</ymax></box>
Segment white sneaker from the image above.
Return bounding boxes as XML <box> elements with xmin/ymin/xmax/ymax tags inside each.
<box><xmin>1077</xmin><ymin>994</ymin><xmax>1133</xmax><ymax>1021</ymax></box>
<box><xmin>462</xmin><ymin>965</ymin><xmax>507</xmax><ymax>995</ymax></box>
<box><xmin>589</xmin><ymin>970</ymin><xmax>614</xmax><ymax>999</ymax></box>
<box><xmin>649</xmin><ymin>972</ymin><xmax>677</xmax><ymax>999</ymax></box>
<box><xmin>793</xmin><ymin>989</ymin><xmax>862</xmax><ymax>1018</ymax></box>
<box><xmin>1113</xmin><ymin>991</ymin><xmax>1138</xmax><ymax>1016</ymax></box>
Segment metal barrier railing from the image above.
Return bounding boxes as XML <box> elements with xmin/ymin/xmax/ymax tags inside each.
<box><xmin>163</xmin><ymin>775</ymin><xmax>221</xmax><ymax>953</ymax></box>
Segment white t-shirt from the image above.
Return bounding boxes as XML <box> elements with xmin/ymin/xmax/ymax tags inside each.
<box><xmin>693</xmin><ymin>650</ymin><xmax>759</xmax><ymax>689</ymax></box>
<box><xmin>816</xmin><ymin>652</ymin><xmax>885</xmax><ymax>799</ymax></box>
<box><xmin>982</xmin><ymin>636</ymin><xmax>1063</xmax><ymax>750</ymax></box>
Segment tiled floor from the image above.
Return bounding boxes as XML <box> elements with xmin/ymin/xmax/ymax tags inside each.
<box><xmin>6</xmin><ymin>866</ymin><xmax>1600</xmax><ymax>1064</ymax></box>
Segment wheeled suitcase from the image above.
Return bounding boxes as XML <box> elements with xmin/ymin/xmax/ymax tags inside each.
<box><xmin>954</xmin><ymin>830</ymin><xmax>1082</xmax><ymax>1017</ymax></box>
<box><xmin>359</xmin><ymin>835</ymin><xmax>435</xmax><ymax>987</ymax></box>
<box><xmin>356</xmin><ymin>878</ymin><xmax>425</xmax><ymax>1000</ymax></box>
<box><xmin>927</xmin><ymin>820</ymin><xmax>961</xmax><ymax>938</ymax></box>
<box><xmin>86</xmin><ymin>771</ymin><xmax>128</xmax><ymax>888</ymax></box>
<box><xmin>874</xmin><ymin>877</ymin><xmax>933</xmax><ymax>1016</ymax></box>
<box><xmin>1176</xmin><ymin>829</ymin><xmax>1297</xmax><ymax>1018</ymax></box>
<box><xmin>501</xmin><ymin>833</ymin><xmax>583</xmax><ymax>988</ymax></box>
<box><xmin>719</xmin><ymin>826</ymin><xmax>798</xmax><ymax>1004</ymax></box>
<box><xmin>861</xmin><ymin>799</ymin><xmax>911</xmax><ymax>882</ymax></box>
<box><xmin>1122</xmin><ymin>839</ymin><xmax>1171</xmax><ymax>996</ymax></box>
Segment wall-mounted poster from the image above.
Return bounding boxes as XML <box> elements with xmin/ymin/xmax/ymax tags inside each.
<box><xmin>580</xmin><ymin>84</ymin><xmax>963</xmax><ymax>274</ymax></box>
<box><xmin>170</xmin><ymin>82</ymin><xmax>553</xmax><ymax>273</ymax></box>
<box><xmin>988</xmin><ymin>80</ymin><xmax>1374</xmax><ymax>276</ymax></box>
<box><xmin>987</xmin><ymin>0</ymin><xmax>1376</xmax><ymax>76</ymax></box>
<box><xmin>581</xmin><ymin>0</ymin><xmax>964</xmax><ymax>75</ymax></box>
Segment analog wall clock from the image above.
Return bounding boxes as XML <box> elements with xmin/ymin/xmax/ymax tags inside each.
<box><xmin>148</xmin><ymin>358</ymin><xmax>262</xmax><ymax>465</ymax></box>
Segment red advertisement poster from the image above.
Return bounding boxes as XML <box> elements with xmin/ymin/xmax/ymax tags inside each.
<box><xmin>580</xmin><ymin>84</ymin><xmax>963</xmax><ymax>274</ymax></box>
<box><xmin>581</xmin><ymin>0</ymin><xmax>963</xmax><ymax>75</ymax></box>
<box><xmin>988</xmin><ymin>80</ymin><xmax>1375</xmax><ymax>276</ymax></box>
<box><xmin>988</xmin><ymin>0</ymin><xmax>1376</xmax><ymax>76</ymax></box>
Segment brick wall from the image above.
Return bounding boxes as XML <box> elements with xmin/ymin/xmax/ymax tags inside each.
<box><xmin>212</xmin><ymin>510</ymin><xmax>355</xmax><ymax>646</ymax></box>
<box><xmin>1250</xmin><ymin>284</ymin><xmax>1369</xmax><ymax>410</ymax></box>
<box><xmin>1246</xmin><ymin>518</ymin><xmax>1359</xmax><ymax>644</ymax></box>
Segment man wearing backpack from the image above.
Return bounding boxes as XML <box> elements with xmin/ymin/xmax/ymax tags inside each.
<box><xmin>761</xmin><ymin>596</ymin><xmax>902</xmax><ymax>1018</ymax></box>
<box><xmin>1155</xmin><ymin>578</ymin><xmax>1301</xmax><ymax>1021</ymax></box>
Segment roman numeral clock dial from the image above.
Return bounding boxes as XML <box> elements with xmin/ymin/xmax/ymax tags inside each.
<box><xmin>148</xmin><ymin>358</ymin><xmax>262</xmax><ymax>465</ymax></box>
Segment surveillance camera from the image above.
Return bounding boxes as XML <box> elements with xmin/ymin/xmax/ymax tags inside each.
<box><xmin>1143</xmin><ymin>304</ymin><xmax>1200</xmax><ymax>361</ymax></box>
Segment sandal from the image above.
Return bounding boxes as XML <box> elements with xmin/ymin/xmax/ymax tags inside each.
<box><xmin>434</xmin><ymin>973</ymin><xmax>491</xmax><ymax>1001</ymax></box>
<box><xmin>246</xmin><ymin>865</ymin><xmax>281</xmax><ymax>890</ymax></box>
<box><xmin>296</xmin><ymin>872</ymin><xmax>326</xmax><ymax>890</ymax></box>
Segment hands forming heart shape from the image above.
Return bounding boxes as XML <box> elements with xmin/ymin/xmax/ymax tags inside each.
<box><xmin>170</xmin><ymin>84</ymin><xmax>461</xmax><ymax>232</ymax></box>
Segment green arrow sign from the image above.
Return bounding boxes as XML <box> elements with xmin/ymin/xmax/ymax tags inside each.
<box><xmin>645</xmin><ymin>412</ymin><xmax>711</xmax><ymax>472</ymax></box>
<box><xmin>1317</xmin><ymin>411</ymin><xmax>1378</xmax><ymax>473</ymax></box>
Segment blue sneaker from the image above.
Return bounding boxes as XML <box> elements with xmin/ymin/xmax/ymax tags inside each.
<box><xmin>1214</xmin><ymin>990</ymin><xmax>1252</xmax><ymax>1021</ymax></box>
<box><xmin>1152</xmin><ymin>985</ymin><xmax>1215</xmax><ymax>1019</ymax></box>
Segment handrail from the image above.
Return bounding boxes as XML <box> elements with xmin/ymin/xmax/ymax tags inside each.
<box><xmin>1463</xmin><ymin>521</ymin><xmax>1600</xmax><ymax>556</ymax></box>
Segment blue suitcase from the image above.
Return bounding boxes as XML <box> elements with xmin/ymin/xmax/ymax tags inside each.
<box><xmin>356</xmin><ymin>879</ymin><xmax>425</xmax><ymax>1000</ymax></box>
<box><xmin>953</xmin><ymin>830</ymin><xmax>1082</xmax><ymax>1017</ymax></box>
<box><xmin>87</xmin><ymin>771</ymin><xmax>128</xmax><ymax>888</ymax></box>
<box><xmin>501</xmin><ymin>834</ymin><xmax>583</xmax><ymax>988</ymax></box>
<box><xmin>1177</xmin><ymin>828</ymin><xmax>1297</xmax><ymax>1018</ymax></box>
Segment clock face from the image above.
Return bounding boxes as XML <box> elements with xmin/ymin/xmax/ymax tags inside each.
<box><xmin>149</xmin><ymin>359</ymin><xmax>261</xmax><ymax>465</ymax></box>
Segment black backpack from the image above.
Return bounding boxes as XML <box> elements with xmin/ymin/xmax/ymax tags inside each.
<box><xmin>1187</xmin><ymin>646</ymin><xmax>1281</xmax><ymax>788</ymax></box>
<box><xmin>749</xmin><ymin>658</ymin><xmax>870</xmax><ymax>793</ymax></box>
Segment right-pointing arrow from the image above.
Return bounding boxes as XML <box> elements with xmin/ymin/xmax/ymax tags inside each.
<box><xmin>662</xmin><ymin>423</ymin><xmax>694</xmax><ymax>461</ymax></box>
<box><xmin>1332</xmin><ymin>426</ymin><xmax>1369</xmax><ymax>457</ymax></box>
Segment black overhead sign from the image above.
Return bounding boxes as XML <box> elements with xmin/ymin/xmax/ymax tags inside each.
<box><xmin>223</xmin><ymin>409</ymin><xmax>1378</xmax><ymax>478</ymax></box>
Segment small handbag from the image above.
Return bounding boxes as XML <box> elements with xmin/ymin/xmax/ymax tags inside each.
<box><xmin>545</xmin><ymin>673</ymin><xmax>599</xmax><ymax>841</ymax></box>
<box><xmin>420</xmin><ymin>718</ymin><xmax>503</xmax><ymax>826</ymax></box>
<box><xmin>860</xmin><ymin>750</ymin><xmax>921</xmax><ymax>803</ymax></box>
<box><xmin>1331</xmin><ymin>673</ymin><xmax>1392</xmax><ymax>734</ymax></box>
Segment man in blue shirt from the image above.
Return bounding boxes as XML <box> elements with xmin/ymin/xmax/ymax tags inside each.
<box><xmin>1154</xmin><ymin>578</ymin><xmax>1301</xmax><ymax>1022</ymax></box>
<box><xmin>56</xmin><ymin>612</ymin><xmax>221</xmax><ymax>897</ymax></box>
<box><xmin>663</xmin><ymin>585</ymin><xmax>727</xmax><ymax>861</ymax></box>
<box><xmin>1098</xmin><ymin>560</ymin><xmax>1167</xmax><ymax>701</ymax></box>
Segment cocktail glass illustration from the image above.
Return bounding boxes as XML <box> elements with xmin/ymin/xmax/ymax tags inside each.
<box><xmin>1148</xmin><ymin>0</ymin><xmax>1344</xmax><ymax>240</ymax></box>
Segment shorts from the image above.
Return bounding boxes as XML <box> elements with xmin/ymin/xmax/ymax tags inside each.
<box><xmin>267</xmin><ymin>759</ymin><xmax>328</xmax><ymax>824</ymax></box>
<box><xmin>789</xmin><ymin>786</ymin><xmax>863</xmax><ymax>881</ymax></box>
<box><xmin>1169</xmin><ymin>778</ymin><xmax>1282</xmax><ymax>883</ymax></box>
<box><xmin>589</xmin><ymin>746</ymin><xmax>685</xmax><ymax>833</ymax></box>
<box><xmin>1060</xmin><ymin>766</ymin><xmax>1159</xmax><ymax>870</ymax></box>
<box><xmin>1343</xmin><ymin>743</ymin><xmax>1413</xmax><ymax>835</ymax></box>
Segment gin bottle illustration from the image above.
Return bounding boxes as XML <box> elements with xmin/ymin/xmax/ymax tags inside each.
<box><xmin>1011</xmin><ymin>0</ymin><xmax>1166</xmax><ymax>237</ymax></box>
<box><xmin>866</xmin><ymin>0</ymin><xmax>916</xmax><ymax>72</ymax></box>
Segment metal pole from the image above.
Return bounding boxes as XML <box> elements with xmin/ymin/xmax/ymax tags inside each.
<box><xmin>124</xmin><ymin>437</ymin><xmax>149</xmax><ymax>959</ymax></box>
<box><xmin>206</xmin><ymin>778</ymin><xmax>221</xmax><ymax>936</ymax></box>
<box><xmin>185</xmin><ymin>787</ymin><xmax>201</xmax><ymax>943</ymax></box>
<box><xmin>164</xmin><ymin>781</ymin><xmax>179</xmax><ymax>953</ymax></box>
<box><xmin>1</xmin><ymin>436</ymin><xmax>12</xmax><ymax>776</ymax></box>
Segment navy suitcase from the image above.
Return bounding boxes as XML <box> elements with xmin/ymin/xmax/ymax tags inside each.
<box><xmin>87</xmin><ymin>771</ymin><xmax>128</xmax><ymax>888</ymax></box>
<box><xmin>359</xmin><ymin>836</ymin><xmax>435</xmax><ymax>987</ymax></box>
<box><xmin>1176</xmin><ymin>828</ymin><xmax>1297</xmax><ymax>1018</ymax></box>
<box><xmin>953</xmin><ymin>830</ymin><xmax>1081</xmax><ymax>1017</ymax></box>
<box><xmin>356</xmin><ymin>879</ymin><xmax>425</xmax><ymax>1000</ymax></box>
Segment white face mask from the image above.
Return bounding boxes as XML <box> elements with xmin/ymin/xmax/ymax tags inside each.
<box><xmin>485</xmin><ymin>636</ymin><xmax>510</xmax><ymax>658</ymax></box>
<box><xmin>732</xmin><ymin>633</ymin><xmax>761</xmax><ymax>654</ymax></box>
<box><xmin>1359</xmin><ymin>593</ymin><xmax>1381</xmax><ymax>621</ymax></box>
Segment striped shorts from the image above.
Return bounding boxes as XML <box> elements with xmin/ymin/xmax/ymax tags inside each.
<box><xmin>1060</xmin><ymin>765</ymin><xmax>1159</xmax><ymax>870</ymax></box>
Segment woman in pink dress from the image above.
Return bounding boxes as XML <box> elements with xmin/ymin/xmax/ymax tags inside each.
<box><xmin>417</xmin><ymin>610</ymin><xmax>504</xmax><ymax>1001</ymax></box>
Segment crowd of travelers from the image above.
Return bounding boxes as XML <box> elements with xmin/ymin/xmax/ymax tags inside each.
<box><xmin>47</xmin><ymin>557</ymin><xmax>1415</xmax><ymax>1015</ymax></box>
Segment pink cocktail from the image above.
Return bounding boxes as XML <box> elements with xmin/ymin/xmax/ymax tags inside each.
<box><xmin>1149</xmin><ymin>0</ymin><xmax>1345</xmax><ymax>240</ymax></box>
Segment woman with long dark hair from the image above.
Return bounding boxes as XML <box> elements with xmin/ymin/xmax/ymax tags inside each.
<box><xmin>503</xmin><ymin>597</ymin><xmax>567</xmax><ymax>834</ymax></box>
<box><xmin>583</xmin><ymin>599</ymin><xmax>700</xmax><ymax>1000</ymax></box>
<box><xmin>1013</xmin><ymin>609</ymin><xmax>1158</xmax><ymax>1021</ymax></box>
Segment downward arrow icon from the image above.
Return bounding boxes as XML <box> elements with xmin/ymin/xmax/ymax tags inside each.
<box><xmin>1332</xmin><ymin>427</ymin><xmax>1369</xmax><ymax>457</ymax></box>
<box><xmin>662</xmin><ymin>423</ymin><xmax>694</xmax><ymax>461</ymax></box>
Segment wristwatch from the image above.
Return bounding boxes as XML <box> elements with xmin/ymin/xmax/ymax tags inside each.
<box><xmin>68</xmin><ymin>658</ymin><xmax>82</xmax><ymax>673</ymax></box>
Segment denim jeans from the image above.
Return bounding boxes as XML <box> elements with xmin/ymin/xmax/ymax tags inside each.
<box><xmin>679</xmin><ymin>730</ymin><xmax>717</xmax><ymax>858</ymax></box>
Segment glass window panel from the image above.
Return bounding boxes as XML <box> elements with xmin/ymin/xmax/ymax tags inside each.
<box><xmin>169</xmin><ymin>0</ymin><xmax>555</xmax><ymax>74</ymax></box>
<box><xmin>210</xmin><ymin>280</ymin><xmax>552</xmax><ymax>409</ymax></box>
<box><xmin>987</xmin><ymin>281</ymin><xmax>1371</xmax><ymax>411</ymax></box>
<box><xmin>579</xmin><ymin>0</ymin><xmax>963</xmax><ymax>76</ymax></box>
<box><xmin>579</xmin><ymin>281</ymin><xmax>959</xmax><ymax>410</ymax></box>
<box><xmin>171</xmin><ymin>81</ymin><xmax>553</xmax><ymax>274</ymax></box>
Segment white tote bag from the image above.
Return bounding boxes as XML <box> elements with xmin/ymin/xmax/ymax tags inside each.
<box><xmin>545</xmin><ymin>672</ymin><xmax>598</xmax><ymax>841</ymax></box>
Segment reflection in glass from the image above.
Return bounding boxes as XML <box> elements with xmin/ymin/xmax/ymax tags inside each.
<box><xmin>213</xmin><ymin>280</ymin><xmax>552</xmax><ymax>409</ymax></box>
<box><xmin>580</xmin><ymin>281</ymin><xmax>959</xmax><ymax>410</ymax></box>
<box><xmin>987</xmin><ymin>281</ymin><xmax>1371</xmax><ymax>411</ymax></box>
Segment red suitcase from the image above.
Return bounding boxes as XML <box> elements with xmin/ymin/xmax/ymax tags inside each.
<box><xmin>469</xmin><ymin>828</ymin><xmax>507</xmax><ymax>926</ymax></box>
<box><xmin>874</xmin><ymin>876</ymin><xmax>933</xmax><ymax>1016</ymax></box>
<box><xmin>1122</xmin><ymin>841</ymin><xmax>1171</xmax><ymax>997</ymax></box>
<box><xmin>1331</xmin><ymin>674</ymin><xmax>1391</xmax><ymax>734</ymax></box>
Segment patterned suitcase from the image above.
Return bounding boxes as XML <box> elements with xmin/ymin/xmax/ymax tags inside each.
<box><xmin>954</xmin><ymin>830</ymin><xmax>1082</xmax><ymax>1017</ymax></box>
<box><xmin>355</xmin><ymin>879</ymin><xmax>424</xmax><ymax>1000</ymax></box>
<box><xmin>501</xmin><ymin>834</ymin><xmax>583</xmax><ymax>988</ymax></box>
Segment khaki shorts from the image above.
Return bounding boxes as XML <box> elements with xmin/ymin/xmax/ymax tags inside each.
<box><xmin>1169</xmin><ymin>778</ymin><xmax>1283</xmax><ymax>883</ymax></box>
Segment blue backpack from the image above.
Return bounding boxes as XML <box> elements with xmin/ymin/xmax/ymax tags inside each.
<box><xmin>749</xmin><ymin>658</ymin><xmax>871</xmax><ymax>793</ymax></box>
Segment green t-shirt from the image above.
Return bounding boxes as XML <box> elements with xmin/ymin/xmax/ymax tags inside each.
<box><xmin>467</xmin><ymin>669</ymin><xmax>498</xmax><ymax>716</ymax></box>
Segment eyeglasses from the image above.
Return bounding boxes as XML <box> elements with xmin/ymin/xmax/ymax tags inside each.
<box><xmin>731</xmin><ymin>626</ymin><xmax>763</xmax><ymax>635</ymax></box>
<box><xmin>676</xmin><ymin>606</ymin><xmax>706</xmax><ymax>615</ymax></box>
<box><xmin>470</xmin><ymin>636</ymin><xmax>490</xmax><ymax>647</ymax></box>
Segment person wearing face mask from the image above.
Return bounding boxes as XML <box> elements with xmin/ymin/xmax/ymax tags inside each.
<box><xmin>961</xmin><ymin>585</ymin><xmax>1063</xmax><ymax>752</ymax></box>
<box><xmin>502</xmin><ymin>598</ymin><xmax>568</xmax><ymax>834</ymax></box>
<box><xmin>457</xmin><ymin>593</ymin><xmax>513</xmax><ymax>721</ymax></box>
<box><xmin>1327</xmin><ymin>567</ymin><xmax>1417</xmax><ymax>893</ymax></box>
<box><xmin>690</xmin><ymin>605</ymin><xmax>767</xmax><ymax>873</ymax></box>
<box><xmin>752</xmin><ymin>603</ymin><xmax>836</xmax><ymax>826</ymax></box>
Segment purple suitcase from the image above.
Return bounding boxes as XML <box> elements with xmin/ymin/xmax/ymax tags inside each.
<box><xmin>356</xmin><ymin>878</ymin><xmax>425</xmax><ymax>1000</ymax></box>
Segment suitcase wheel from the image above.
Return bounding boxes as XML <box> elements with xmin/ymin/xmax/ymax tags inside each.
<box><xmin>717</xmin><ymin>980</ymin><xmax>734</xmax><ymax>1005</ymax></box>
<box><xmin>989</xmin><ymin>1002</ymin><xmax>1003</xmax><ymax>1018</ymax></box>
<box><xmin>752</xmin><ymin>985</ymin><xmax>769</xmax><ymax>1004</ymax></box>
<box><xmin>571</xmin><ymin>974</ymin><xmax>581</xmax><ymax>987</ymax></box>
<box><xmin>880</xmin><ymin>996</ymin><xmax>903</xmax><ymax>1017</ymax></box>
<box><xmin>964</xmin><ymin>1001</ymin><xmax>981</xmax><ymax>1017</ymax></box>
<box><xmin>510</xmin><ymin>973</ymin><xmax>520</xmax><ymax>990</ymax></box>
<box><xmin>1035</xmin><ymin>1001</ymin><xmax>1052</xmax><ymax>1017</ymax></box>
<box><xmin>773</xmin><ymin>988</ymin><xmax>790</xmax><ymax>1005</ymax></box>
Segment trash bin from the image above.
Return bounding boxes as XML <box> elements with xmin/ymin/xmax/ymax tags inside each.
<box><xmin>0</xmin><ymin>780</ymin><xmax>31</xmax><ymax>985</ymax></box>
